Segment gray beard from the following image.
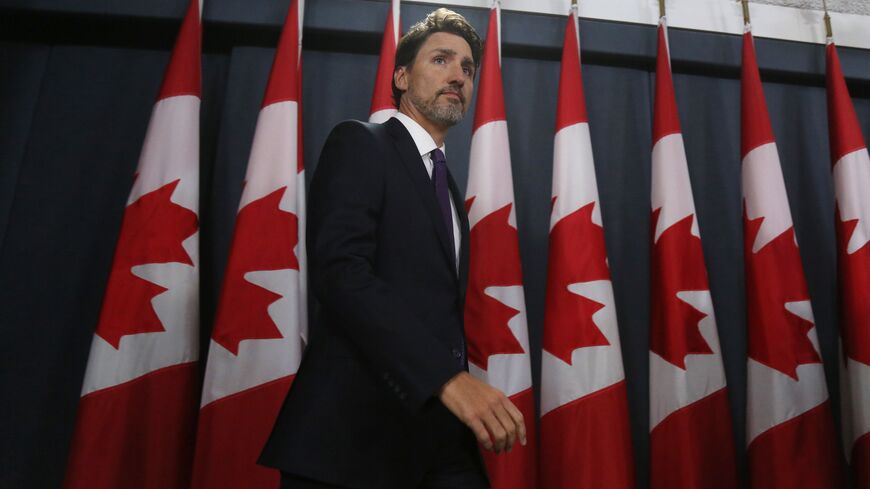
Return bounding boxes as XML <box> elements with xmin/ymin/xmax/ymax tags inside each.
<box><xmin>409</xmin><ymin>91</ymin><xmax>464</xmax><ymax>127</ymax></box>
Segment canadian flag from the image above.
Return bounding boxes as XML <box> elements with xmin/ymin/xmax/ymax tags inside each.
<box><xmin>190</xmin><ymin>1</ymin><xmax>306</xmax><ymax>488</ymax></box>
<box><xmin>369</xmin><ymin>0</ymin><xmax>399</xmax><ymax>123</ymax></box>
<box><xmin>648</xmin><ymin>16</ymin><xmax>738</xmax><ymax>489</ymax></box>
<box><xmin>539</xmin><ymin>7</ymin><xmax>635</xmax><ymax>489</ymax></box>
<box><xmin>464</xmin><ymin>5</ymin><xmax>536</xmax><ymax>489</ymax></box>
<box><xmin>741</xmin><ymin>24</ymin><xmax>843</xmax><ymax>489</ymax></box>
<box><xmin>62</xmin><ymin>1</ymin><xmax>201</xmax><ymax>488</ymax></box>
<box><xmin>827</xmin><ymin>37</ymin><xmax>870</xmax><ymax>489</ymax></box>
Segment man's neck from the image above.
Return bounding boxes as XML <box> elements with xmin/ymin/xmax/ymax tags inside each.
<box><xmin>397</xmin><ymin>105</ymin><xmax>448</xmax><ymax>147</ymax></box>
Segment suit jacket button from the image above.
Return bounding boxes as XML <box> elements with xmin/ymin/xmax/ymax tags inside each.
<box><xmin>452</xmin><ymin>348</ymin><xmax>463</xmax><ymax>359</ymax></box>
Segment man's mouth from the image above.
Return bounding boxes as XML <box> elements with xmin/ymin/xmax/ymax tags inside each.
<box><xmin>439</xmin><ymin>90</ymin><xmax>464</xmax><ymax>104</ymax></box>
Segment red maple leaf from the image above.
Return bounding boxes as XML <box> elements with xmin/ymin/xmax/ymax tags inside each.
<box><xmin>212</xmin><ymin>187</ymin><xmax>299</xmax><ymax>355</ymax></box>
<box><xmin>744</xmin><ymin>211</ymin><xmax>821</xmax><ymax>379</ymax></box>
<box><xmin>96</xmin><ymin>179</ymin><xmax>198</xmax><ymax>349</ymax></box>
<box><xmin>542</xmin><ymin>202</ymin><xmax>610</xmax><ymax>364</ymax></box>
<box><xmin>464</xmin><ymin>200</ymin><xmax>526</xmax><ymax>370</ymax></box>
<box><xmin>837</xmin><ymin>211</ymin><xmax>870</xmax><ymax>366</ymax></box>
<box><xmin>650</xmin><ymin>210</ymin><xmax>713</xmax><ymax>369</ymax></box>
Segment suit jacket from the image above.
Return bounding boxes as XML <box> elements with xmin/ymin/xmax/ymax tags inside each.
<box><xmin>260</xmin><ymin>117</ymin><xmax>473</xmax><ymax>488</ymax></box>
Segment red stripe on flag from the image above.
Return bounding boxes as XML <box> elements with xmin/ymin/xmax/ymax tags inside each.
<box><xmin>650</xmin><ymin>388</ymin><xmax>738</xmax><ymax>489</ymax></box>
<box><xmin>539</xmin><ymin>381</ymin><xmax>635</xmax><ymax>489</ymax></box>
<box><xmin>472</xmin><ymin>8</ymin><xmax>506</xmax><ymax>131</ymax></box>
<box><xmin>652</xmin><ymin>23</ymin><xmax>682</xmax><ymax>144</ymax></box>
<box><xmin>158</xmin><ymin>0</ymin><xmax>201</xmax><ymax>100</ymax></box>
<box><xmin>740</xmin><ymin>32</ymin><xmax>775</xmax><ymax>158</ymax></box>
<box><xmin>480</xmin><ymin>388</ymin><xmax>537</xmax><ymax>489</ymax></box>
<box><xmin>262</xmin><ymin>0</ymin><xmax>301</xmax><ymax>108</ymax></box>
<box><xmin>748</xmin><ymin>401</ymin><xmax>844</xmax><ymax>489</ymax></box>
<box><xmin>826</xmin><ymin>43</ymin><xmax>867</xmax><ymax>164</ymax></box>
<box><xmin>63</xmin><ymin>363</ymin><xmax>199</xmax><ymax>489</ymax></box>
<box><xmin>554</xmin><ymin>13</ymin><xmax>587</xmax><ymax>132</ymax></box>
<box><xmin>370</xmin><ymin>5</ymin><xmax>399</xmax><ymax>115</ymax></box>
<box><xmin>191</xmin><ymin>376</ymin><xmax>295</xmax><ymax>489</ymax></box>
<box><xmin>852</xmin><ymin>432</ymin><xmax>870</xmax><ymax>488</ymax></box>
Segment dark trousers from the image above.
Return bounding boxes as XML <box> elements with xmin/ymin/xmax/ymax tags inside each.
<box><xmin>280</xmin><ymin>429</ymin><xmax>489</xmax><ymax>489</ymax></box>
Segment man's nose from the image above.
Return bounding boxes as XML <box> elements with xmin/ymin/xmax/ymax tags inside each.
<box><xmin>447</xmin><ymin>62</ymin><xmax>465</xmax><ymax>85</ymax></box>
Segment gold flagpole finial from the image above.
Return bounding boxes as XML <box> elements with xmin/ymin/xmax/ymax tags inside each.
<box><xmin>822</xmin><ymin>0</ymin><xmax>833</xmax><ymax>39</ymax></box>
<box><xmin>659</xmin><ymin>0</ymin><xmax>666</xmax><ymax>19</ymax></box>
<box><xmin>742</xmin><ymin>0</ymin><xmax>751</xmax><ymax>25</ymax></box>
<box><xmin>571</xmin><ymin>0</ymin><xmax>578</xmax><ymax>7</ymax></box>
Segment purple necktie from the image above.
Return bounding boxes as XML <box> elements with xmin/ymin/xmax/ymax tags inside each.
<box><xmin>432</xmin><ymin>148</ymin><xmax>465</xmax><ymax>367</ymax></box>
<box><xmin>431</xmin><ymin>148</ymin><xmax>455</xmax><ymax>258</ymax></box>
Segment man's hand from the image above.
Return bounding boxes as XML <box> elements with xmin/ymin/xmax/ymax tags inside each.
<box><xmin>438</xmin><ymin>372</ymin><xmax>527</xmax><ymax>454</ymax></box>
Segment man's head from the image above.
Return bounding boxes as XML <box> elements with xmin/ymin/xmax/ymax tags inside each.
<box><xmin>392</xmin><ymin>9</ymin><xmax>482</xmax><ymax>129</ymax></box>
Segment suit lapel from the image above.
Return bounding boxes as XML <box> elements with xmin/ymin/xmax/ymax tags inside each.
<box><xmin>384</xmin><ymin>118</ymin><xmax>457</xmax><ymax>271</ymax></box>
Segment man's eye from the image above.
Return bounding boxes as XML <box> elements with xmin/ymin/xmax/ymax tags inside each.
<box><xmin>463</xmin><ymin>67</ymin><xmax>473</xmax><ymax>76</ymax></box>
<box><xmin>434</xmin><ymin>57</ymin><xmax>446</xmax><ymax>64</ymax></box>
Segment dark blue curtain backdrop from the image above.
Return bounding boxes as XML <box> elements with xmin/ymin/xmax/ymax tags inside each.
<box><xmin>2</xmin><ymin>0</ymin><xmax>870</xmax><ymax>487</ymax></box>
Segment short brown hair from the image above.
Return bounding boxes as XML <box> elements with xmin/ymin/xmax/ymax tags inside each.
<box><xmin>392</xmin><ymin>8</ymin><xmax>482</xmax><ymax>108</ymax></box>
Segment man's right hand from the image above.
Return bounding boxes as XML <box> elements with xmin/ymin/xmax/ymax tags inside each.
<box><xmin>438</xmin><ymin>372</ymin><xmax>527</xmax><ymax>454</ymax></box>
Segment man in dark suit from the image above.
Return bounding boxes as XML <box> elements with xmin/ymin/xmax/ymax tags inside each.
<box><xmin>260</xmin><ymin>8</ymin><xmax>526</xmax><ymax>489</ymax></box>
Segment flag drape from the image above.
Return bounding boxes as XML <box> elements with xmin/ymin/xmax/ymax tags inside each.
<box><xmin>369</xmin><ymin>0</ymin><xmax>400</xmax><ymax>123</ymax></box>
<box><xmin>648</xmin><ymin>16</ymin><xmax>738</xmax><ymax>489</ymax></box>
<box><xmin>742</xmin><ymin>22</ymin><xmax>843</xmax><ymax>489</ymax></box>
<box><xmin>191</xmin><ymin>1</ymin><xmax>306</xmax><ymax>488</ymax></box>
<box><xmin>827</xmin><ymin>37</ymin><xmax>870</xmax><ymax>489</ymax></box>
<box><xmin>63</xmin><ymin>1</ymin><xmax>202</xmax><ymax>488</ymax></box>
<box><xmin>464</xmin><ymin>5</ymin><xmax>537</xmax><ymax>489</ymax></box>
<box><xmin>539</xmin><ymin>8</ymin><xmax>635</xmax><ymax>489</ymax></box>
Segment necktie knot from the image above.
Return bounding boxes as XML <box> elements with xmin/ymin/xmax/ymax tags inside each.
<box><xmin>431</xmin><ymin>148</ymin><xmax>447</xmax><ymax>168</ymax></box>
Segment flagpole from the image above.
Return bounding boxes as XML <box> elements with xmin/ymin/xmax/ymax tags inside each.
<box><xmin>822</xmin><ymin>0</ymin><xmax>833</xmax><ymax>41</ymax></box>
<box><xmin>741</xmin><ymin>0</ymin><xmax>750</xmax><ymax>27</ymax></box>
<box><xmin>492</xmin><ymin>0</ymin><xmax>501</xmax><ymax>65</ymax></box>
<box><xmin>659</xmin><ymin>0</ymin><xmax>665</xmax><ymax>20</ymax></box>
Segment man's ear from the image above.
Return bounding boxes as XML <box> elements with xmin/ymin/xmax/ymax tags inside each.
<box><xmin>394</xmin><ymin>66</ymin><xmax>408</xmax><ymax>92</ymax></box>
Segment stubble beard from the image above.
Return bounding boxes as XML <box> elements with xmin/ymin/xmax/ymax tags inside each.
<box><xmin>408</xmin><ymin>89</ymin><xmax>465</xmax><ymax>127</ymax></box>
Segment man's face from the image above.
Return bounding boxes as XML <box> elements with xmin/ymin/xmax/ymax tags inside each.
<box><xmin>395</xmin><ymin>32</ymin><xmax>476</xmax><ymax>128</ymax></box>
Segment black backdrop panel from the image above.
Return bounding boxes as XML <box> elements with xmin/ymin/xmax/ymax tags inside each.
<box><xmin>1</xmin><ymin>1</ymin><xmax>870</xmax><ymax>488</ymax></box>
<box><xmin>0</xmin><ymin>44</ymin><xmax>166</xmax><ymax>488</ymax></box>
<box><xmin>0</xmin><ymin>43</ymin><xmax>49</xmax><ymax>254</ymax></box>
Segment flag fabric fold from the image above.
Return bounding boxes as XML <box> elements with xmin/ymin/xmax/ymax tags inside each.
<box><xmin>827</xmin><ymin>37</ymin><xmax>870</xmax><ymax>489</ymax></box>
<box><xmin>741</xmin><ymin>22</ymin><xmax>843</xmax><ymax>489</ymax></box>
<box><xmin>369</xmin><ymin>0</ymin><xmax>400</xmax><ymax>123</ymax></box>
<box><xmin>539</xmin><ymin>8</ymin><xmax>635</xmax><ymax>489</ymax></box>
<box><xmin>63</xmin><ymin>1</ymin><xmax>202</xmax><ymax>488</ymax></box>
<box><xmin>190</xmin><ymin>1</ymin><xmax>306</xmax><ymax>488</ymax></box>
<box><xmin>648</xmin><ymin>16</ymin><xmax>738</xmax><ymax>489</ymax></box>
<box><xmin>464</xmin><ymin>5</ymin><xmax>536</xmax><ymax>489</ymax></box>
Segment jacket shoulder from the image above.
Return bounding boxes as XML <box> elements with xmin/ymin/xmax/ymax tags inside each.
<box><xmin>327</xmin><ymin>119</ymin><xmax>388</xmax><ymax>144</ymax></box>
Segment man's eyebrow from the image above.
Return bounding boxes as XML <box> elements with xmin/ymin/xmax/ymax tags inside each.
<box><xmin>430</xmin><ymin>48</ymin><xmax>458</xmax><ymax>56</ymax></box>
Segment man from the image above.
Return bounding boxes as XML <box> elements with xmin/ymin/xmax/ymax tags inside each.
<box><xmin>260</xmin><ymin>8</ymin><xmax>526</xmax><ymax>489</ymax></box>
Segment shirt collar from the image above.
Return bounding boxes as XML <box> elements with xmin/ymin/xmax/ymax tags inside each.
<box><xmin>392</xmin><ymin>112</ymin><xmax>445</xmax><ymax>158</ymax></box>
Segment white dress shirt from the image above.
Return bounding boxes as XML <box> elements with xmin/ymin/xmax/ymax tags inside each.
<box><xmin>392</xmin><ymin>112</ymin><xmax>462</xmax><ymax>269</ymax></box>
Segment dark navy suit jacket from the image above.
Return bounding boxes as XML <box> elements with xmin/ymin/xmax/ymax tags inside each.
<box><xmin>259</xmin><ymin>117</ymin><xmax>472</xmax><ymax>488</ymax></box>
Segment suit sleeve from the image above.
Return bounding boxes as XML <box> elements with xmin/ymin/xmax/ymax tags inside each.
<box><xmin>308</xmin><ymin>120</ymin><xmax>463</xmax><ymax>411</ymax></box>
